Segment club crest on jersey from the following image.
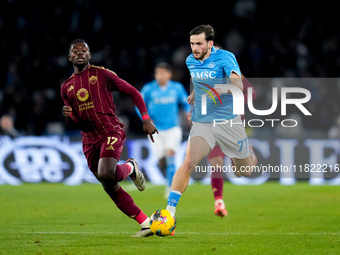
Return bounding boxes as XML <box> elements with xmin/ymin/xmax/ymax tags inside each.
<box><xmin>76</xmin><ymin>88</ymin><xmax>89</xmax><ymax>102</ymax></box>
<box><xmin>208</xmin><ymin>62</ymin><xmax>215</xmax><ymax>68</ymax></box>
<box><xmin>89</xmin><ymin>76</ymin><xmax>98</xmax><ymax>85</ymax></box>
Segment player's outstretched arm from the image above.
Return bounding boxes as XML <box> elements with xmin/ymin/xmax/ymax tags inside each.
<box><xmin>122</xmin><ymin>85</ymin><xmax>159</xmax><ymax>142</ymax></box>
<box><xmin>229</xmin><ymin>72</ymin><xmax>243</xmax><ymax>91</ymax></box>
<box><xmin>105</xmin><ymin>70</ymin><xmax>159</xmax><ymax>141</ymax></box>
<box><xmin>207</xmin><ymin>72</ymin><xmax>243</xmax><ymax>99</ymax></box>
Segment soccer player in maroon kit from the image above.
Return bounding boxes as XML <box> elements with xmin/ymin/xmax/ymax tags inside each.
<box><xmin>61</xmin><ymin>39</ymin><xmax>158</xmax><ymax>237</ymax></box>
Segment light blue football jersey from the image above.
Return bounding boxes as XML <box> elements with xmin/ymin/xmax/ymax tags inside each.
<box><xmin>186</xmin><ymin>46</ymin><xmax>241</xmax><ymax>122</ymax></box>
<box><xmin>138</xmin><ymin>80</ymin><xmax>190</xmax><ymax>130</ymax></box>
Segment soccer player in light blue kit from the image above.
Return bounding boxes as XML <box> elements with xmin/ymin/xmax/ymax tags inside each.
<box><xmin>165</xmin><ymin>25</ymin><xmax>257</xmax><ymax>225</ymax></box>
<box><xmin>139</xmin><ymin>62</ymin><xmax>190</xmax><ymax>195</ymax></box>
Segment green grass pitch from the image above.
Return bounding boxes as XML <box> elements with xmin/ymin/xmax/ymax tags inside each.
<box><xmin>0</xmin><ymin>182</ymin><xmax>339</xmax><ymax>254</ymax></box>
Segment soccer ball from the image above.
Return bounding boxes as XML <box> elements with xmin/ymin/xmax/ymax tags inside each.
<box><xmin>149</xmin><ymin>209</ymin><xmax>176</xmax><ymax>236</ymax></box>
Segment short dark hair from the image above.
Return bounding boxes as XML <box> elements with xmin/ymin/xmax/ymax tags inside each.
<box><xmin>155</xmin><ymin>62</ymin><xmax>172</xmax><ymax>73</ymax></box>
<box><xmin>68</xmin><ymin>39</ymin><xmax>89</xmax><ymax>53</ymax></box>
<box><xmin>189</xmin><ymin>25</ymin><xmax>215</xmax><ymax>41</ymax></box>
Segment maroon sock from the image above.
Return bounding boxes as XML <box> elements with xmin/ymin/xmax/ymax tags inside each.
<box><xmin>135</xmin><ymin>211</ymin><xmax>148</xmax><ymax>225</ymax></box>
<box><xmin>211</xmin><ymin>177</ymin><xmax>223</xmax><ymax>200</ymax></box>
<box><xmin>110</xmin><ymin>186</ymin><xmax>141</xmax><ymax>219</ymax></box>
<box><xmin>115</xmin><ymin>163</ymin><xmax>131</xmax><ymax>182</ymax></box>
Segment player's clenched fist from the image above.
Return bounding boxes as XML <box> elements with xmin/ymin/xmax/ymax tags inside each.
<box><xmin>62</xmin><ymin>105</ymin><xmax>72</xmax><ymax>117</ymax></box>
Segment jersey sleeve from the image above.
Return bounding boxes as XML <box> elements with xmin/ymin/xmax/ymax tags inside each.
<box><xmin>185</xmin><ymin>55</ymin><xmax>193</xmax><ymax>71</ymax></box>
<box><xmin>104</xmin><ymin>69</ymin><xmax>148</xmax><ymax>115</ymax></box>
<box><xmin>60</xmin><ymin>83</ymin><xmax>79</xmax><ymax>124</ymax></box>
<box><xmin>135</xmin><ymin>84</ymin><xmax>150</xmax><ymax>119</ymax></box>
<box><xmin>222</xmin><ymin>52</ymin><xmax>241</xmax><ymax>78</ymax></box>
<box><xmin>60</xmin><ymin>84</ymin><xmax>70</xmax><ymax>107</ymax></box>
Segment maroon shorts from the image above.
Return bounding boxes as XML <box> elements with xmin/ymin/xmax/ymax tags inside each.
<box><xmin>207</xmin><ymin>144</ymin><xmax>225</xmax><ymax>161</ymax></box>
<box><xmin>82</xmin><ymin>129</ymin><xmax>126</xmax><ymax>171</ymax></box>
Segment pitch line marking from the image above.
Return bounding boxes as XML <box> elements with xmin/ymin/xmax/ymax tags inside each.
<box><xmin>14</xmin><ymin>231</ymin><xmax>340</xmax><ymax>236</ymax></box>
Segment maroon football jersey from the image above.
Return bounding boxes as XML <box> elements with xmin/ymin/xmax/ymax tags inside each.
<box><xmin>61</xmin><ymin>65</ymin><xmax>147</xmax><ymax>140</ymax></box>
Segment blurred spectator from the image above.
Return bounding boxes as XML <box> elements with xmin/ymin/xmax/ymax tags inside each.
<box><xmin>0</xmin><ymin>115</ymin><xmax>19</xmax><ymax>139</ymax></box>
<box><xmin>328</xmin><ymin>115</ymin><xmax>340</xmax><ymax>139</ymax></box>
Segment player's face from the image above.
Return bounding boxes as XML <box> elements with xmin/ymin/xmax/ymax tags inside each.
<box><xmin>190</xmin><ymin>33</ymin><xmax>213</xmax><ymax>60</ymax></box>
<box><xmin>68</xmin><ymin>42</ymin><xmax>91</xmax><ymax>69</ymax></box>
<box><xmin>155</xmin><ymin>68</ymin><xmax>171</xmax><ymax>86</ymax></box>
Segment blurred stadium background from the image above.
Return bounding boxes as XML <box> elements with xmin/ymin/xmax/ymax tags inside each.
<box><xmin>0</xmin><ymin>0</ymin><xmax>339</xmax><ymax>185</ymax></box>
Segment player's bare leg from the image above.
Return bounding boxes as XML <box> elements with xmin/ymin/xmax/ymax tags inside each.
<box><xmin>171</xmin><ymin>136</ymin><xmax>210</xmax><ymax>193</ymax></box>
<box><xmin>232</xmin><ymin>145</ymin><xmax>257</xmax><ymax>177</ymax></box>
<box><xmin>97</xmin><ymin>157</ymin><xmax>119</xmax><ymax>191</ymax></box>
<box><xmin>167</xmin><ymin>136</ymin><xmax>210</xmax><ymax>216</ymax></box>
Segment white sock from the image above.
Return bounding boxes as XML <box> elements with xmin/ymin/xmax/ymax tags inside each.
<box><xmin>127</xmin><ymin>162</ymin><xmax>134</xmax><ymax>175</ymax></box>
<box><xmin>166</xmin><ymin>205</ymin><xmax>176</xmax><ymax>217</ymax></box>
<box><xmin>140</xmin><ymin>217</ymin><xmax>150</xmax><ymax>228</ymax></box>
<box><xmin>215</xmin><ymin>199</ymin><xmax>225</xmax><ymax>206</ymax></box>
